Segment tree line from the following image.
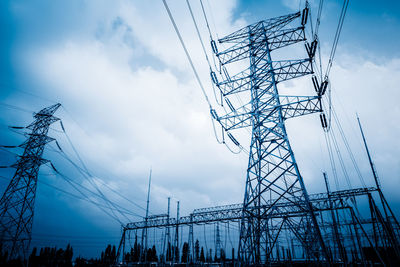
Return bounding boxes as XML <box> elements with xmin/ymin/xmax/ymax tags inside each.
<box><xmin>123</xmin><ymin>237</ymin><xmax>233</xmax><ymax>264</ymax></box>
<box><xmin>0</xmin><ymin>239</ymin><xmax>235</xmax><ymax>266</ymax></box>
<box><xmin>0</xmin><ymin>243</ymin><xmax>117</xmax><ymax>267</ymax></box>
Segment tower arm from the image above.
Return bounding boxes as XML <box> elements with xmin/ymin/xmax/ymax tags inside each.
<box><xmin>216</xmin><ymin>59</ymin><xmax>312</xmax><ymax>96</ymax></box>
<box><xmin>215</xmin><ymin>95</ymin><xmax>321</xmax><ymax>130</ymax></box>
<box><xmin>217</xmin><ymin>26</ymin><xmax>306</xmax><ymax>65</ymax></box>
<box><xmin>218</xmin><ymin>12</ymin><xmax>301</xmax><ymax>44</ymax></box>
<box><xmin>280</xmin><ymin>95</ymin><xmax>322</xmax><ymax>119</ymax></box>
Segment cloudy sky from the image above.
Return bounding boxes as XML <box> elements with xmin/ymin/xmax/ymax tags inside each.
<box><xmin>0</xmin><ymin>0</ymin><xmax>399</xmax><ymax>259</ymax></box>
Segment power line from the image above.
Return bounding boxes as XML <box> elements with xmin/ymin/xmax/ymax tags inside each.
<box><xmin>47</xmin><ymin>162</ymin><xmax>141</xmax><ymax>219</ymax></box>
<box><xmin>164</xmin><ymin>0</ymin><xmax>246</xmax><ymax>154</ymax></box>
<box><xmin>0</xmin><ymin>83</ymin><xmax>57</xmax><ymax>105</ymax></box>
<box><xmin>161</xmin><ymin>0</ymin><xmax>212</xmax><ymax>110</ymax></box>
<box><xmin>57</xmin><ymin>107</ymin><xmax>149</xmax><ymax>206</ymax></box>
<box><xmin>49</xmin><ymin>140</ymin><xmax>148</xmax><ymax>214</ymax></box>
<box><xmin>0</xmin><ymin>174</ymin><xmax>137</xmax><ymax>219</ymax></box>
<box><xmin>48</xmin><ymin>163</ymin><xmax>126</xmax><ymax>225</ymax></box>
<box><xmin>0</xmin><ymin>102</ymin><xmax>33</xmax><ymax>114</ymax></box>
<box><xmin>325</xmin><ymin>0</ymin><xmax>349</xmax><ymax>78</ymax></box>
<box><xmin>186</xmin><ymin>0</ymin><xmax>212</xmax><ymax>71</ymax></box>
<box><xmin>32</xmin><ymin>233</ymin><xmax>120</xmax><ymax>239</ymax></box>
<box><xmin>58</xmin><ymin>120</ymin><xmax>133</xmax><ymax>223</ymax></box>
<box><xmin>331</xmin><ymin>108</ymin><xmax>367</xmax><ymax>188</ymax></box>
<box><xmin>186</xmin><ymin>0</ymin><xmax>244</xmax><ymax>154</ymax></box>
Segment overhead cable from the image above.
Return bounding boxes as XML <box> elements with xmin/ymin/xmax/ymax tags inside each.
<box><xmin>52</xmin><ymin>138</ymin><xmax>148</xmax><ymax>213</ymax></box>
<box><xmin>49</xmin><ymin>145</ymin><xmax>141</xmax><ymax>220</ymax></box>
<box><xmin>164</xmin><ymin>0</ymin><xmax>244</xmax><ymax>154</ymax></box>
<box><xmin>162</xmin><ymin>0</ymin><xmax>212</xmax><ymax>109</ymax></box>
<box><xmin>48</xmin><ymin>163</ymin><xmax>132</xmax><ymax>224</ymax></box>
<box><xmin>59</xmin><ymin>120</ymin><xmax>133</xmax><ymax>222</ymax></box>
<box><xmin>200</xmin><ymin>0</ymin><xmax>219</xmax><ymax>71</ymax></box>
<box><xmin>331</xmin><ymin>108</ymin><xmax>367</xmax><ymax>188</ymax></box>
<box><xmin>0</xmin><ymin>102</ymin><xmax>33</xmax><ymax>114</ymax></box>
<box><xmin>325</xmin><ymin>0</ymin><xmax>349</xmax><ymax>78</ymax></box>
<box><xmin>186</xmin><ymin>0</ymin><xmax>212</xmax><ymax>70</ymax></box>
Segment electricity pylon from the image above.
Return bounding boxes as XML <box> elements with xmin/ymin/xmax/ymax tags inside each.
<box><xmin>0</xmin><ymin>103</ymin><xmax>61</xmax><ymax>260</ymax></box>
<box><xmin>210</xmin><ymin>11</ymin><xmax>330</xmax><ymax>264</ymax></box>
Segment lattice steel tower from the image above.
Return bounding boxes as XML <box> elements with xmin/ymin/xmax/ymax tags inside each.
<box><xmin>0</xmin><ymin>103</ymin><xmax>61</xmax><ymax>260</ymax></box>
<box><xmin>210</xmin><ymin>10</ymin><xmax>330</xmax><ymax>264</ymax></box>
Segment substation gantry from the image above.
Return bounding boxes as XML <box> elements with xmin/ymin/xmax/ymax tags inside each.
<box><xmin>117</xmin><ymin>187</ymin><xmax>400</xmax><ymax>265</ymax></box>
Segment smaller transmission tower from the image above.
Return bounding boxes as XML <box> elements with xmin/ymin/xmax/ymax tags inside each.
<box><xmin>0</xmin><ymin>103</ymin><xmax>61</xmax><ymax>260</ymax></box>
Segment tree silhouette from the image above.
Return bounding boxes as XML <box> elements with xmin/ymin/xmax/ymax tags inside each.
<box><xmin>28</xmin><ymin>244</ymin><xmax>73</xmax><ymax>267</ymax></box>
<box><xmin>195</xmin><ymin>239</ymin><xmax>200</xmax><ymax>262</ymax></box>
<box><xmin>100</xmin><ymin>244</ymin><xmax>116</xmax><ymax>265</ymax></box>
<box><xmin>221</xmin><ymin>248</ymin><xmax>226</xmax><ymax>262</ymax></box>
<box><xmin>200</xmin><ymin>247</ymin><xmax>205</xmax><ymax>262</ymax></box>
<box><xmin>124</xmin><ymin>236</ymin><xmax>141</xmax><ymax>263</ymax></box>
<box><xmin>181</xmin><ymin>242</ymin><xmax>189</xmax><ymax>263</ymax></box>
<box><xmin>166</xmin><ymin>241</ymin><xmax>172</xmax><ymax>261</ymax></box>
<box><xmin>174</xmin><ymin>244</ymin><xmax>179</xmax><ymax>262</ymax></box>
<box><xmin>207</xmin><ymin>248</ymin><xmax>212</xmax><ymax>262</ymax></box>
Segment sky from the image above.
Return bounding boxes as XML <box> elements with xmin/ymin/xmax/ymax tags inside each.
<box><xmin>0</xmin><ymin>0</ymin><xmax>400</xmax><ymax>259</ymax></box>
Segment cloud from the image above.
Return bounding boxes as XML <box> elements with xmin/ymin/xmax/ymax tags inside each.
<box><xmin>281</xmin><ymin>0</ymin><xmax>303</xmax><ymax>11</ymax></box>
<box><xmin>19</xmin><ymin>0</ymin><xmax>246</xmax><ymax>220</ymax></box>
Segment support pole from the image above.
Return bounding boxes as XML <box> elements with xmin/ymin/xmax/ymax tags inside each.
<box><xmin>175</xmin><ymin>201</ymin><xmax>180</xmax><ymax>263</ymax></box>
<box><xmin>166</xmin><ymin>197</ymin><xmax>171</xmax><ymax>261</ymax></box>
<box><xmin>324</xmin><ymin>172</ymin><xmax>347</xmax><ymax>265</ymax></box>
<box><xmin>141</xmin><ymin>168</ymin><xmax>152</xmax><ymax>262</ymax></box>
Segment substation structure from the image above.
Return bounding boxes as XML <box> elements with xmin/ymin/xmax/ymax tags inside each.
<box><xmin>117</xmin><ymin>8</ymin><xmax>400</xmax><ymax>266</ymax></box>
<box><xmin>117</xmin><ymin>186</ymin><xmax>400</xmax><ymax>265</ymax></box>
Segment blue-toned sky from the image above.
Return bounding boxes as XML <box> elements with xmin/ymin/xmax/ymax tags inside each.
<box><xmin>1</xmin><ymin>0</ymin><xmax>400</xmax><ymax>259</ymax></box>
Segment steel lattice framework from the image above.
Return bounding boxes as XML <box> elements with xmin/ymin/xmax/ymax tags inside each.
<box><xmin>122</xmin><ymin>188</ymin><xmax>377</xmax><ymax>230</ymax></box>
<box><xmin>0</xmin><ymin>103</ymin><xmax>60</xmax><ymax>260</ymax></box>
<box><xmin>117</xmin><ymin>187</ymin><xmax>400</xmax><ymax>265</ymax></box>
<box><xmin>210</xmin><ymin>11</ymin><xmax>327</xmax><ymax>264</ymax></box>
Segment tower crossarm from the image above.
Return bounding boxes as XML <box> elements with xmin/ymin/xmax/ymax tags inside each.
<box><xmin>217</xmin><ymin>26</ymin><xmax>306</xmax><ymax>65</ymax></box>
<box><xmin>218</xmin><ymin>12</ymin><xmax>301</xmax><ymax>44</ymax></box>
<box><xmin>10</xmin><ymin>157</ymin><xmax>49</xmax><ymax>169</ymax></box>
<box><xmin>19</xmin><ymin>135</ymin><xmax>55</xmax><ymax>149</ymax></box>
<box><xmin>215</xmin><ymin>95</ymin><xmax>321</xmax><ymax>130</ymax></box>
<box><xmin>216</xmin><ymin>59</ymin><xmax>312</xmax><ymax>96</ymax></box>
<box><xmin>271</xmin><ymin>59</ymin><xmax>313</xmax><ymax>82</ymax></box>
<box><xmin>268</xmin><ymin>26</ymin><xmax>306</xmax><ymax>51</ymax></box>
<box><xmin>280</xmin><ymin>95</ymin><xmax>321</xmax><ymax>119</ymax></box>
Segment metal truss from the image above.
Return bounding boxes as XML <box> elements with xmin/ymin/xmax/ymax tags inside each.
<box><xmin>0</xmin><ymin>104</ymin><xmax>61</xmax><ymax>260</ymax></box>
<box><xmin>209</xmin><ymin>10</ymin><xmax>327</xmax><ymax>264</ymax></box>
<box><xmin>123</xmin><ymin>188</ymin><xmax>377</xmax><ymax>229</ymax></box>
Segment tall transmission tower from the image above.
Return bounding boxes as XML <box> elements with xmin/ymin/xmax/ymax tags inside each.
<box><xmin>0</xmin><ymin>103</ymin><xmax>61</xmax><ymax>260</ymax></box>
<box><xmin>210</xmin><ymin>10</ymin><xmax>329</xmax><ymax>264</ymax></box>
